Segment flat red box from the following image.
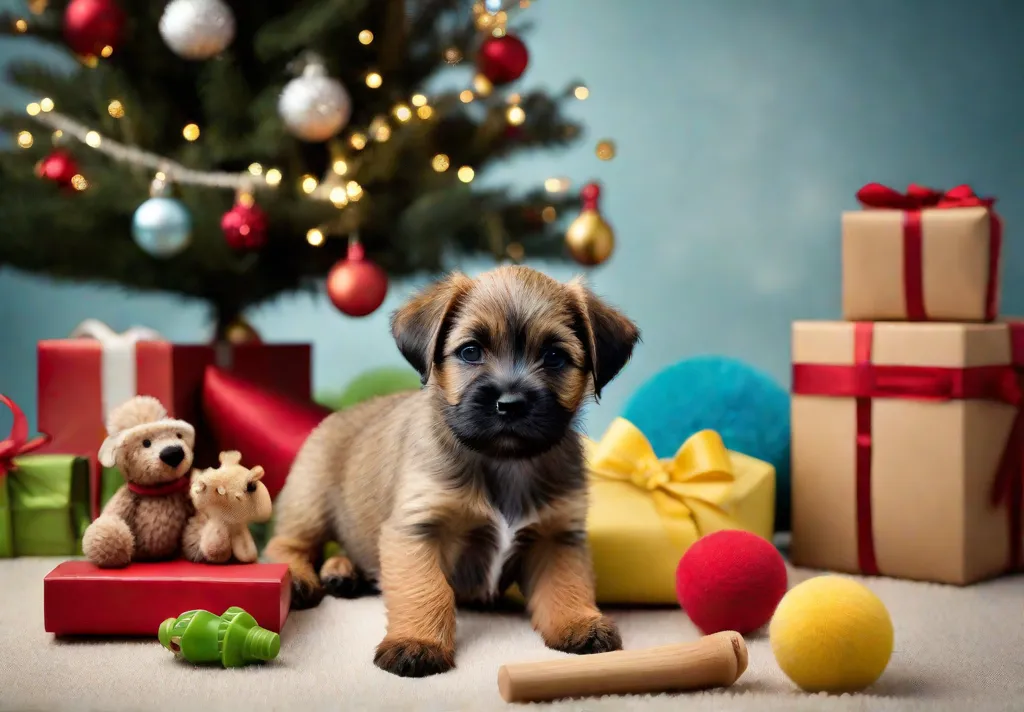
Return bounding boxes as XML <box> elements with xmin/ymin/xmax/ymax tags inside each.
<box><xmin>43</xmin><ymin>561</ymin><xmax>292</xmax><ymax>637</ymax></box>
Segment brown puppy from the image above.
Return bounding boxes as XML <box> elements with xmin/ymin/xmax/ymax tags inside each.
<box><xmin>265</xmin><ymin>265</ymin><xmax>640</xmax><ymax>678</ymax></box>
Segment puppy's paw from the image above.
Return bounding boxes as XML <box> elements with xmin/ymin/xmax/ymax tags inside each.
<box><xmin>289</xmin><ymin>576</ymin><xmax>325</xmax><ymax>610</ymax></box>
<box><xmin>548</xmin><ymin>615</ymin><xmax>622</xmax><ymax>655</ymax></box>
<box><xmin>374</xmin><ymin>638</ymin><xmax>454</xmax><ymax>678</ymax></box>
<box><xmin>320</xmin><ymin>555</ymin><xmax>374</xmax><ymax>599</ymax></box>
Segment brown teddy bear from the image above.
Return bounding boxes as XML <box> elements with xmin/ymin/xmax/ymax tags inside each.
<box><xmin>82</xmin><ymin>395</ymin><xmax>196</xmax><ymax>568</ymax></box>
<box><xmin>183</xmin><ymin>450</ymin><xmax>272</xmax><ymax>564</ymax></box>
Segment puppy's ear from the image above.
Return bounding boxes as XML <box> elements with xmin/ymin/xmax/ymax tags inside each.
<box><xmin>391</xmin><ymin>272</ymin><xmax>474</xmax><ymax>384</ymax></box>
<box><xmin>567</xmin><ymin>278</ymin><xmax>640</xmax><ymax>399</ymax></box>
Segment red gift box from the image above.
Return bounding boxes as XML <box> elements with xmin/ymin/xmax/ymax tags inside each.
<box><xmin>44</xmin><ymin>560</ymin><xmax>291</xmax><ymax>637</ymax></box>
<box><xmin>37</xmin><ymin>320</ymin><xmax>312</xmax><ymax>518</ymax></box>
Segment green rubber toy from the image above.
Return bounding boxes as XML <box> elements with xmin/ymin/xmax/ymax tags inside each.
<box><xmin>158</xmin><ymin>607</ymin><xmax>280</xmax><ymax>667</ymax></box>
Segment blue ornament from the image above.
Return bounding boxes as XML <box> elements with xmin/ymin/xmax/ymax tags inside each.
<box><xmin>621</xmin><ymin>355</ymin><xmax>792</xmax><ymax>532</ymax></box>
<box><xmin>132</xmin><ymin>196</ymin><xmax>191</xmax><ymax>258</ymax></box>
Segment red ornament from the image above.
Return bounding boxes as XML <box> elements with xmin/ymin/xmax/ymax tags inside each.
<box><xmin>63</xmin><ymin>0</ymin><xmax>125</xmax><ymax>57</ymax></box>
<box><xmin>326</xmin><ymin>240</ymin><xmax>388</xmax><ymax>317</ymax></box>
<box><xmin>675</xmin><ymin>530</ymin><xmax>788</xmax><ymax>635</ymax></box>
<box><xmin>35</xmin><ymin>149</ymin><xmax>80</xmax><ymax>188</ymax></box>
<box><xmin>221</xmin><ymin>198</ymin><xmax>268</xmax><ymax>251</ymax></box>
<box><xmin>476</xmin><ymin>34</ymin><xmax>529</xmax><ymax>86</ymax></box>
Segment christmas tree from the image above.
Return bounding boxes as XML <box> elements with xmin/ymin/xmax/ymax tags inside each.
<box><xmin>0</xmin><ymin>0</ymin><xmax>598</xmax><ymax>330</ymax></box>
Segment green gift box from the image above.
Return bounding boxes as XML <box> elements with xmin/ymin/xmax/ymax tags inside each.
<box><xmin>100</xmin><ymin>465</ymin><xmax>126</xmax><ymax>510</ymax></box>
<box><xmin>5</xmin><ymin>455</ymin><xmax>91</xmax><ymax>556</ymax></box>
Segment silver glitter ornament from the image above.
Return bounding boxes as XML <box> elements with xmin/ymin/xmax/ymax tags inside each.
<box><xmin>278</xmin><ymin>60</ymin><xmax>352</xmax><ymax>143</ymax></box>
<box><xmin>159</xmin><ymin>0</ymin><xmax>235</xmax><ymax>60</ymax></box>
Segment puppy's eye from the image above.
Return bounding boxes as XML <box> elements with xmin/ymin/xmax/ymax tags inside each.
<box><xmin>458</xmin><ymin>344</ymin><xmax>483</xmax><ymax>363</ymax></box>
<box><xmin>176</xmin><ymin>432</ymin><xmax>183</xmax><ymax>439</ymax></box>
<box><xmin>142</xmin><ymin>439</ymin><xmax>152</xmax><ymax>448</ymax></box>
<box><xmin>246</xmin><ymin>481</ymin><xmax>257</xmax><ymax>494</ymax></box>
<box><xmin>542</xmin><ymin>348</ymin><xmax>568</xmax><ymax>369</ymax></box>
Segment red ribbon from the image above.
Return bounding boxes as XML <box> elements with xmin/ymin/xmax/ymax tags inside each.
<box><xmin>855</xmin><ymin>183</ymin><xmax>1002</xmax><ymax>322</ymax></box>
<box><xmin>0</xmin><ymin>395</ymin><xmax>50</xmax><ymax>478</ymax></box>
<box><xmin>792</xmin><ymin>322</ymin><xmax>1024</xmax><ymax>574</ymax></box>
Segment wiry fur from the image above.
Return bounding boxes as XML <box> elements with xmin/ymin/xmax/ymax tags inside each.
<box><xmin>82</xmin><ymin>396</ymin><xmax>196</xmax><ymax>568</ymax></box>
<box><xmin>182</xmin><ymin>450</ymin><xmax>272</xmax><ymax>564</ymax></box>
<box><xmin>266</xmin><ymin>265</ymin><xmax>640</xmax><ymax>678</ymax></box>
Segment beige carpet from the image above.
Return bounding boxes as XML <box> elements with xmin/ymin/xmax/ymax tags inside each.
<box><xmin>1</xmin><ymin>557</ymin><xmax>1022</xmax><ymax>712</ymax></box>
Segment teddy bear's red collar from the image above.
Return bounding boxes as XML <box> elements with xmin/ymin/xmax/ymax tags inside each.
<box><xmin>126</xmin><ymin>476</ymin><xmax>191</xmax><ymax>497</ymax></box>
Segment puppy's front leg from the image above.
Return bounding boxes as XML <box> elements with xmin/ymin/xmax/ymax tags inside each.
<box><xmin>520</xmin><ymin>532</ymin><xmax>622</xmax><ymax>655</ymax></box>
<box><xmin>374</xmin><ymin>523</ymin><xmax>456</xmax><ymax>678</ymax></box>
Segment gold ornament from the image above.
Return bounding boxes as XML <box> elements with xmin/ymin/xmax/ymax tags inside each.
<box><xmin>595</xmin><ymin>140</ymin><xmax>616</xmax><ymax>161</ymax></box>
<box><xmin>220</xmin><ymin>317</ymin><xmax>262</xmax><ymax>345</ymax></box>
<box><xmin>565</xmin><ymin>183</ymin><xmax>614</xmax><ymax>266</ymax></box>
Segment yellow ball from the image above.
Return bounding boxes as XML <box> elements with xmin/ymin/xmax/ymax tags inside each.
<box><xmin>769</xmin><ymin>575</ymin><xmax>894</xmax><ymax>693</ymax></box>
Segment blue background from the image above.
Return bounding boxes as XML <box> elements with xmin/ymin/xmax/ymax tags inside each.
<box><xmin>2</xmin><ymin>0</ymin><xmax>1023</xmax><ymax>440</ymax></box>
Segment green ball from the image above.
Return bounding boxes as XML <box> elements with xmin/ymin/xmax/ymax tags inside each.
<box><xmin>317</xmin><ymin>366</ymin><xmax>421</xmax><ymax>410</ymax></box>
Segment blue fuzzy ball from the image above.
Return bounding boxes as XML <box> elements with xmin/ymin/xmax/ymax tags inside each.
<box><xmin>621</xmin><ymin>355</ymin><xmax>791</xmax><ymax>532</ymax></box>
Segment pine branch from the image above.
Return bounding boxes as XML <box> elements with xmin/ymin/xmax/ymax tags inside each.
<box><xmin>253</xmin><ymin>0</ymin><xmax>372</xmax><ymax>63</ymax></box>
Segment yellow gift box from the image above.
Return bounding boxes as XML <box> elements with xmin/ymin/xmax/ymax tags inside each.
<box><xmin>584</xmin><ymin>417</ymin><xmax>776</xmax><ymax>604</ymax></box>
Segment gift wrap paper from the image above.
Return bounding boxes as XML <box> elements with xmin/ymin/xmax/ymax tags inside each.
<box><xmin>841</xmin><ymin>185</ymin><xmax>1001</xmax><ymax>323</ymax></box>
<box><xmin>790</xmin><ymin>320</ymin><xmax>1023</xmax><ymax>585</ymax></box>
<box><xmin>583</xmin><ymin>418</ymin><xmax>775</xmax><ymax>604</ymax></box>
<box><xmin>0</xmin><ymin>477</ymin><xmax>11</xmax><ymax>558</ymax></box>
<box><xmin>8</xmin><ymin>455</ymin><xmax>91</xmax><ymax>556</ymax></box>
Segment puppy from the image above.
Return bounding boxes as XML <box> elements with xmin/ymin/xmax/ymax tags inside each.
<box><xmin>265</xmin><ymin>265</ymin><xmax>640</xmax><ymax>678</ymax></box>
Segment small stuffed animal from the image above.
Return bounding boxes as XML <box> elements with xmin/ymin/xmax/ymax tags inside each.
<box><xmin>82</xmin><ymin>396</ymin><xmax>196</xmax><ymax>568</ymax></box>
<box><xmin>183</xmin><ymin>451</ymin><xmax>272</xmax><ymax>564</ymax></box>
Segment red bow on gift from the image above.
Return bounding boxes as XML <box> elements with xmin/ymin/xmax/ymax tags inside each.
<box><xmin>0</xmin><ymin>394</ymin><xmax>50</xmax><ymax>476</ymax></box>
<box><xmin>856</xmin><ymin>182</ymin><xmax>996</xmax><ymax>210</ymax></box>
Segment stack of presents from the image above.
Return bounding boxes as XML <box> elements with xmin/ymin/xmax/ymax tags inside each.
<box><xmin>0</xmin><ymin>181</ymin><xmax>1017</xmax><ymax>641</ymax></box>
<box><xmin>0</xmin><ymin>319</ymin><xmax>329</xmax><ymax>635</ymax></box>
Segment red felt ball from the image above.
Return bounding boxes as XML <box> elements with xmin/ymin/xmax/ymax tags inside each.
<box><xmin>675</xmin><ymin>530</ymin><xmax>788</xmax><ymax>635</ymax></box>
<box><xmin>35</xmin><ymin>149</ymin><xmax>80</xmax><ymax>188</ymax></box>
<box><xmin>476</xmin><ymin>34</ymin><xmax>529</xmax><ymax>86</ymax></box>
<box><xmin>221</xmin><ymin>199</ymin><xmax>268</xmax><ymax>251</ymax></box>
<box><xmin>64</xmin><ymin>0</ymin><xmax>125</xmax><ymax>57</ymax></box>
<box><xmin>326</xmin><ymin>242</ymin><xmax>388</xmax><ymax>317</ymax></box>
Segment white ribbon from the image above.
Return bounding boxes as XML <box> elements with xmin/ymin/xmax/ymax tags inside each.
<box><xmin>68</xmin><ymin>319</ymin><xmax>165</xmax><ymax>422</ymax></box>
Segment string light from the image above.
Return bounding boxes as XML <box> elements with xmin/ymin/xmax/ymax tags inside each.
<box><xmin>431</xmin><ymin>154</ymin><xmax>450</xmax><ymax>172</ymax></box>
<box><xmin>506</xmin><ymin>106</ymin><xmax>526</xmax><ymax>125</ymax></box>
<box><xmin>332</xmin><ymin>159</ymin><xmax>348</xmax><ymax>175</ymax></box>
<box><xmin>349</xmin><ymin>132</ymin><xmax>367</xmax><ymax>150</ymax></box>
<box><xmin>182</xmin><ymin>123</ymin><xmax>200</xmax><ymax>141</ymax></box>
<box><xmin>411</xmin><ymin>94</ymin><xmax>428</xmax><ymax>107</ymax></box>
<box><xmin>301</xmin><ymin>175</ymin><xmax>318</xmax><ymax>193</ymax></box>
<box><xmin>346</xmin><ymin>181</ymin><xmax>363</xmax><ymax>201</ymax></box>
<box><xmin>39</xmin><ymin>98</ymin><xmax>54</xmax><ymax>112</ymax></box>
<box><xmin>238</xmin><ymin>191</ymin><xmax>255</xmax><ymax>208</ymax></box>
<box><xmin>416</xmin><ymin>105</ymin><xmax>433</xmax><ymax>120</ymax></box>
<box><xmin>107</xmin><ymin>100</ymin><xmax>124</xmax><ymax>118</ymax></box>
<box><xmin>595</xmin><ymin>140</ymin><xmax>616</xmax><ymax>160</ymax></box>
<box><xmin>85</xmin><ymin>130</ymin><xmax>101</xmax><ymax>147</ymax></box>
<box><xmin>28</xmin><ymin>0</ymin><xmax>48</xmax><ymax>13</ymax></box>
<box><xmin>306</xmin><ymin>228</ymin><xmax>324</xmax><ymax>246</ymax></box>
<box><xmin>507</xmin><ymin>93</ymin><xmax>521</xmax><ymax>104</ymax></box>
<box><xmin>444</xmin><ymin>47</ymin><xmax>463</xmax><ymax>65</ymax></box>
<box><xmin>460</xmin><ymin>90</ymin><xmax>474</xmax><ymax>103</ymax></box>
<box><xmin>71</xmin><ymin>174</ymin><xmax>88</xmax><ymax>191</ymax></box>
<box><xmin>248</xmin><ymin>163</ymin><xmax>263</xmax><ymax>176</ymax></box>
<box><xmin>365</xmin><ymin>72</ymin><xmax>382</xmax><ymax>89</ymax></box>
<box><xmin>329</xmin><ymin>186</ymin><xmax>349</xmax><ymax>207</ymax></box>
<box><xmin>506</xmin><ymin>242</ymin><xmax>525</xmax><ymax>261</ymax></box>
<box><xmin>26</xmin><ymin>103</ymin><xmax>40</xmax><ymax>116</ymax></box>
<box><xmin>473</xmin><ymin>74</ymin><xmax>493</xmax><ymax>96</ymax></box>
<box><xmin>393</xmin><ymin>104</ymin><xmax>412</xmax><ymax>122</ymax></box>
<box><xmin>370</xmin><ymin>116</ymin><xmax>391</xmax><ymax>142</ymax></box>
<box><xmin>574</xmin><ymin>85</ymin><xmax>590</xmax><ymax>100</ymax></box>
<box><xmin>358</xmin><ymin>30</ymin><xmax>373</xmax><ymax>44</ymax></box>
<box><xmin>83</xmin><ymin>55</ymin><xmax>99</xmax><ymax>68</ymax></box>
<box><xmin>13</xmin><ymin>18</ymin><xmax>28</xmax><ymax>33</ymax></box>
<box><xmin>16</xmin><ymin>131</ymin><xmax>33</xmax><ymax>148</ymax></box>
<box><xmin>265</xmin><ymin>168</ymin><xmax>282</xmax><ymax>186</ymax></box>
<box><xmin>519</xmin><ymin>0</ymin><xmax>531</xmax><ymax>7</ymax></box>
<box><xmin>100</xmin><ymin>45</ymin><xmax>113</xmax><ymax>58</ymax></box>
<box><xmin>541</xmin><ymin>206</ymin><xmax>557</xmax><ymax>222</ymax></box>
<box><xmin>51</xmin><ymin>130</ymin><xmax>62</xmax><ymax>141</ymax></box>
<box><xmin>544</xmin><ymin>177</ymin><xmax>571</xmax><ymax>193</ymax></box>
<box><xmin>457</xmin><ymin>166</ymin><xmax>475</xmax><ymax>183</ymax></box>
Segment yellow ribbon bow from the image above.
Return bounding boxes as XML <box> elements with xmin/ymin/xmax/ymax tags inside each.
<box><xmin>584</xmin><ymin>417</ymin><xmax>766</xmax><ymax>551</ymax></box>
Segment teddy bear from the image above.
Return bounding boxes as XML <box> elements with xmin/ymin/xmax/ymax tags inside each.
<box><xmin>82</xmin><ymin>395</ymin><xmax>197</xmax><ymax>568</ymax></box>
<box><xmin>182</xmin><ymin>450</ymin><xmax>272</xmax><ymax>564</ymax></box>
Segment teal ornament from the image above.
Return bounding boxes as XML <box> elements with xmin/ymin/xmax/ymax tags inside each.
<box><xmin>133</xmin><ymin>189</ymin><xmax>192</xmax><ymax>258</ymax></box>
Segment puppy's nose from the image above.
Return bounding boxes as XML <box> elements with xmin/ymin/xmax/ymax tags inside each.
<box><xmin>159</xmin><ymin>444</ymin><xmax>185</xmax><ymax>467</ymax></box>
<box><xmin>496</xmin><ymin>392</ymin><xmax>529</xmax><ymax>418</ymax></box>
